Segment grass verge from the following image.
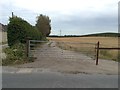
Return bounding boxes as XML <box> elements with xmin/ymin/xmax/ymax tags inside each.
<box><xmin>2</xmin><ymin>43</ymin><xmax>35</xmax><ymax>66</ymax></box>
<box><xmin>56</xmin><ymin>42</ymin><xmax>119</xmax><ymax>62</ymax></box>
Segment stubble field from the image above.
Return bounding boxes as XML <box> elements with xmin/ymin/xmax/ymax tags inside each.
<box><xmin>48</xmin><ymin>37</ymin><xmax>119</xmax><ymax>61</ymax></box>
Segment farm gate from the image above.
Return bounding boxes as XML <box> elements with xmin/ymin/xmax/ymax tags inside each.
<box><xmin>26</xmin><ymin>39</ymin><xmax>97</xmax><ymax>64</ymax></box>
<box><xmin>26</xmin><ymin>39</ymin><xmax>120</xmax><ymax>65</ymax></box>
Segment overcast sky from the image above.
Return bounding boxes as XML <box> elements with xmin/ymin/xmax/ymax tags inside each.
<box><xmin>0</xmin><ymin>0</ymin><xmax>119</xmax><ymax>35</ymax></box>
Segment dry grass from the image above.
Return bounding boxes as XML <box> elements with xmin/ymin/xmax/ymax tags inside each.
<box><xmin>48</xmin><ymin>37</ymin><xmax>118</xmax><ymax>47</ymax></box>
<box><xmin>48</xmin><ymin>37</ymin><xmax>119</xmax><ymax>61</ymax></box>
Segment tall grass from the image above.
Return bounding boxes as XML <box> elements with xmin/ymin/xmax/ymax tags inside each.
<box><xmin>99</xmin><ymin>50</ymin><xmax>118</xmax><ymax>61</ymax></box>
<box><xmin>2</xmin><ymin>43</ymin><xmax>27</xmax><ymax>65</ymax></box>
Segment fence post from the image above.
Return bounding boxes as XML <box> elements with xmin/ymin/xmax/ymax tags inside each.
<box><xmin>94</xmin><ymin>44</ymin><xmax>97</xmax><ymax>60</ymax></box>
<box><xmin>96</xmin><ymin>41</ymin><xmax>100</xmax><ymax>65</ymax></box>
<box><xmin>26</xmin><ymin>37</ymin><xmax>30</xmax><ymax>58</ymax></box>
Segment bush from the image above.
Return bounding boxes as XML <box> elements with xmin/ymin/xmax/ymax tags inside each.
<box><xmin>7</xmin><ymin>16</ymin><xmax>43</xmax><ymax>47</ymax></box>
<box><xmin>2</xmin><ymin>43</ymin><xmax>27</xmax><ymax>65</ymax></box>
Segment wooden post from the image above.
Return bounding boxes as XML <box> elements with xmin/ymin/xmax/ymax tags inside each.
<box><xmin>12</xmin><ymin>12</ymin><xmax>14</xmax><ymax>18</ymax></box>
<box><xmin>96</xmin><ymin>41</ymin><xmax>99</xmax><ymax>65</ymax></box>
<box><xmin>94</xmin><ymin>44</ymin><xmax>97</xmax><ymax>60</ymax></box>
<box><xmin>26</xmin><ymin>37</ymin><xmax>30</xmax><ymax>58</ymax></box>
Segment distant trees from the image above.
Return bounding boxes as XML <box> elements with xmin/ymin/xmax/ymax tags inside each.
<box><xmin>36</xmin><ymin>14</ymin><xmax>51</xmax><ymax>37</ymax></box>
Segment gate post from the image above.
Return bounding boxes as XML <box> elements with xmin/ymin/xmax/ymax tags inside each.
<box><xmin>96</xmin><ymin>41</ymin><xmax>100</xmax><ymax>65</ymax></box>
<box><xmin>26</xmin><ymin>37</ymin><xmax>30</xmax><ymax>58</ymax></box>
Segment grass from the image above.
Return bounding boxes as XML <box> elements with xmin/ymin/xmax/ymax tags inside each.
<box><xmin>2</xmin><ymin>43</ymin><xmax>35</xmax><ymax>66</ymax></box>
<box><xmin>48</xmin><ymin>37</ymin><xmax>119</xmax><ymax>61</ymax></box>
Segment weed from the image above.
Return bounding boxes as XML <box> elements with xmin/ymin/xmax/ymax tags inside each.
<box><xmin>2</xmin><ymin>43</ymin><xmax>28</xmax><ymax>65</ymax></box>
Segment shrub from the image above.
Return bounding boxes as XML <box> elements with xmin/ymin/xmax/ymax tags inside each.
<box><xmin>2</xmin><ymin>43</ymin><xmax>26</xmax><ymax>65</ymax></box>
<box><xmin>7</xmin><ymin>16</ymin><xmax>43</xmax><ymax>47</ymax></box>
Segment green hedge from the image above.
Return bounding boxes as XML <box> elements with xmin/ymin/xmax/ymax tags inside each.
<box><xmin>7</xmin><ymin>16</ymin><xmax>43</xmax><ymax>46</ymax></box>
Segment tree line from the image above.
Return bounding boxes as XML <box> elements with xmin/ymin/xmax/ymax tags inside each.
<box><xmin>7</xmin><ymin>14</ymin><xmax>51</xmax><ymax>46</ymax></box>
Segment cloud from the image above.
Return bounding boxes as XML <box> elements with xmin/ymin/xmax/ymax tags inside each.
<box><xmin>11</xmin><ymin>0</ymin><xmax>118</xmax><ymax>12</ymax></box>
<box><xmin>0</xmin><ymin>0</ymin><xmax>118</xmax><ymax>35</ymax></box>
<box><xmin>51</xmin><ymin>15</ymin><xmax>117</xmax><ymax>35</ymax></box>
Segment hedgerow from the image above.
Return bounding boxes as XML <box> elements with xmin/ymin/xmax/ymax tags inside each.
<box><xmin>7</xmin><ymin>16</ymin><xmax>43</xmax><ymax>46</ymax></box>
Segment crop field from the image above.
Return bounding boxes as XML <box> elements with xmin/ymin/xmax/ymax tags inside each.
<box><xmin>48</xmin><ymin>37</ymin><xmax>119</xmax><ymax>61</ymax></box>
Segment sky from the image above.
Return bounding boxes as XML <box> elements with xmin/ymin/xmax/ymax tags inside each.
<box><xmin>0</xmin><ymin>0</ymin><xmax>119</xmax><ymax>35</ymax></box>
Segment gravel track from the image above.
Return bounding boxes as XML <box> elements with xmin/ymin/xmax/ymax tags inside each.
<box><xmin>14</xmin><ymin>41</ymin><xmax>118</xmax><ymax>75</ymax></box>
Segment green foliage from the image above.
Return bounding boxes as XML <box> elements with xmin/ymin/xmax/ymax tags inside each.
<box><xmin>36</xmin><ymin>14</ymin><xmax>51</xmax><ymax>36</ymax></box>
<box><xmin>7</xmin><ymin>16</ymin><xmax>42</xmax><ymax>47</ymax></box>
<box><xmin>2</xmin><ymin>43</ymin><xmax>26</xmax><ymax>65</ymax></box>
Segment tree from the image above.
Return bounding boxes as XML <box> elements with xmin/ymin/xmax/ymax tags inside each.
<box><xmin>7</xmin><ymin>16</ymin><xmax>42</xmax><ymax>46</ymax></box>
<box><xmin>36</xmin><ymin>14</ymin><xmax>51</xmax><ymax>36</ymax></box>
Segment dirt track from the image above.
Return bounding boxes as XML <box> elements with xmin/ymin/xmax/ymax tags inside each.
<box><xmin>16</xmin><ymin>41</ymin><xmax>118</xmax><ymax>75</ymax></box>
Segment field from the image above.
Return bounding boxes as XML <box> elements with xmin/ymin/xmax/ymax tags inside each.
<box><xmin>48</xmin><ymin>37</ymin><xmax>119</xmax><ymax>61</ymax></box>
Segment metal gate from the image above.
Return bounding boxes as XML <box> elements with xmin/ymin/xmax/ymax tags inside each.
<box><xmin>26</xmin><ymin>39</ymin><xmax>97</xmax><ymax>64</ymax></box>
